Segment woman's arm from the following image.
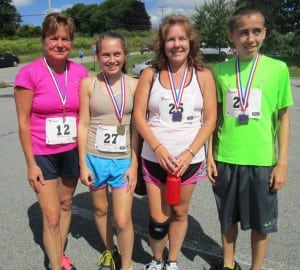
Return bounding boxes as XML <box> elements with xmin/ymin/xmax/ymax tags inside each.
<box><xmin>14</xmin><ymin>87</ymin><xmax>45</xmax><ymax>192</ymax></box>
<box><xmin>77</xmin><ymin>77</ymin><xmax>94</xmax><ymax>186</ymax></box>
<box><xmin>174</xmin><ymin>68</ymin><xmax>217</xmax><ymax>176</ymax></box>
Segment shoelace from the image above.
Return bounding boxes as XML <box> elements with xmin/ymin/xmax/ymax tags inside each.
<box><xmin>145</xmin><ymin>260</ymin><xmax>163</xmax><ymax>270</ymax></box>
<box><xmin>97</xmin><ymin>251</ymin><xmax>116</xmax><ymax>269</ymax></box>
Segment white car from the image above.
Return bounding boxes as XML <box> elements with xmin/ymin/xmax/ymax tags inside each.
<box><xmin>132</xmin><ymin>59</ymin><xmax>156</xmax><ymax>76</ymax></box>
<box><xmin>199</xmin><ymin>46</ymin><xmax>234</xmax><ymax>56</ymax></box>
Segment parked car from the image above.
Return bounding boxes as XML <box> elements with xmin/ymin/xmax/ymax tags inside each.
<box><xmin>132</xmin><ymin>59</ymin><xmax>156</xmax><ymax>76</ymax></box>
<box><xmin>0</xmin><ymin>53</ymin><xmax>20</xmax><ymax>68</ymax></box>
<box><xmin>140</xmin><ymin>44</ymin><xmax>154</xmax><ymax>54</ymax></box>
<box><xmin>270</xmin><ymin>52</ymin><xmax>280</xmax><ymax>57</ymax></box>
<box><xmin>199</xmin><ymin>46</ymin><xmax>233</xmax><ymax>56</ymax></box>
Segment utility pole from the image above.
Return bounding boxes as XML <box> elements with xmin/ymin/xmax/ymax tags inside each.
<box><xmin>48</xmin><ymin>0</ymin><xmax>52</xmax><ymax>13</ymax></box>
<box><xmin>159</xmin><ymin>5</ymin><xmax>165</xmax><ymax>22</ymax></box>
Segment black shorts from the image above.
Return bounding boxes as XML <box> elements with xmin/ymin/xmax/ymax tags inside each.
<box><xmin>212</xmin><ymin>162</ymin><xmax>278</xmax><ymax>234</ymax></box>
<box><xmin>34</xmin><ymin>147</ymin><xmax>79</xmax><ymax>180</ymax></box>
<box><xmin>142</xmin><ymin>158</ymin><xmax>207</xmax><ymax>185</ymax></box>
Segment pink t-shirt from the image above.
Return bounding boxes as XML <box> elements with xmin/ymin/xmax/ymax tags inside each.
<box><xmin>14</xmin><ymin>57</ymin><xmax>88</xmax><ymax>155</ymax></box>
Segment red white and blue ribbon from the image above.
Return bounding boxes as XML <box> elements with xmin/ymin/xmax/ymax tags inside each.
<box><xmin>167</xmin><ymin>65</ymin><xmax>188</xmax><ymax>109</ymax></box>
<box><xmin>44</xmin><ymin>57</ymin><xmax>68</xmax><ymax>107</ymax></box>
<box><xmin>235</xmin><ymin>53</ymin><xmax>260</xmax><ymax>112</ymax></box>
<box><xmin>103</xmin><ymin>73</ymin><xmax>126</xmax><ymax>124</ymax></box>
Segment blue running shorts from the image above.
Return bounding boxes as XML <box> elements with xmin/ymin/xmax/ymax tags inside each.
<box><xmin>86</xmin><ymin>154</ymin><xmax>131</xmax><ymax>190</ymax></box>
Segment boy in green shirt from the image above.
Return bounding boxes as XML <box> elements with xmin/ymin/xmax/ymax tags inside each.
<box><xmin>207</xmin><ymin>6</ymin><xmax>293</xmax><ymax>270</ymax></box>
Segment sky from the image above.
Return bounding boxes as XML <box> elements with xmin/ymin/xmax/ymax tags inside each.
<box><xmin>12</xmin><ymin>0</ymin><xmax>205</xmax><ymax>28</ymax></box>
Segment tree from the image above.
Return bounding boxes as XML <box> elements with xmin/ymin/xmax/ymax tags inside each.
<box><xmin>234</xmin><ymin>0</ymin><xmax>300</xmax><ymax>55</ymax></box>
<box><xmin>235</xmin><ymin>0</ymin><xmax>299</xmax><ymax>34</ymax></box>
<box><xmin>65</xmin><ymin>4</ymin><xmax>98</xmax><ymax>36</ymax></box>
<box><xmin>0</xmin><ymin>0</ymin><xmax>21</xmax><ymax>37</ymax></box>
<box><xmin>16</xmin><ymin>25</ymin><xmax>41</xmax><ymax>38</ymax></box>
<box><xmin>64</xmin><ymin>0</ymin><xmax>151</xmax><ymax>36</ymax></box>
<box><xmin>122</xmin><ymin>0</ymin><xmax>151</xmax><ymax>31</ymax></box>
<box><xmin>192</xmin><ymin>0</ymin><xmax>235</xmax><ymax>50</ymax></box>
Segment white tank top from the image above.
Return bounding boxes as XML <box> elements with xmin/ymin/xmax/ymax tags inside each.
<box><xmin>141</xmin><ymin>68</ymin><xmax>205</xmax><ymax>163</ymax></box>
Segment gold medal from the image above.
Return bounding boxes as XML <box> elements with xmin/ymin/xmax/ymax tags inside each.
<box><xmin>117</xmin><ymin>125</ymin><xmax>125</xmax><ymax>135</ymax></box>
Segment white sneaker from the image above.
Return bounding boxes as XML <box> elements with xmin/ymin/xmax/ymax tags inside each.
<box><xmin>143</xmin><ymin>258</ymin><xmax>164</xmax><ymax>270</ymax></box>
<box><xmin>164</xmin><ymin>261</ymin><xmax>179</xmax><ymax>270</ymax></box>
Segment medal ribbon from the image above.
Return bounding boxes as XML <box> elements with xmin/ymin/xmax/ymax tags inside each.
<box><xmin>44</xmin><ymin>57</ymin><xmax>68</xmax><ymax>107</ymax></box>
<box><xmin>103</xmin><ymin>73</ymin><xmax>126</xmax><ymax>124</ymax></box>
<box><xmin>167</xmin><ymin>65</ymin><xmax>188</xmax><ymax>109</ymax></box>
<box><xmin>235</xmin><ymin>53</ymin><xmax>259</xmax><ymax>112</ymax></box>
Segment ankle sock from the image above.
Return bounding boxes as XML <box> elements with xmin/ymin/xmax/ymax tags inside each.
<box><xmin>224</xmin><ymin>262</ymin><xmax>235</xmax><ymax>269</ymax></box>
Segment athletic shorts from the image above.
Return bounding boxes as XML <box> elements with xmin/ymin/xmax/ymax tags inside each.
<box><xmin>34</xmin><ymin>147</ymin><xmax>79</xmax><ymax>180</ymax></box>
<box><xmin>212</xmin><ymin>162</ymin><xmax>278</xmax><ymax>234</ymax></box>
<box><xmin>142</xmin><ymin>158</ymin><xmax>207</xmax><ymax>185</ymax></box>
<box><xmin>86</xmin><ymin>154</ymin><xmax>130</xmax><ymax>190</ymax></box>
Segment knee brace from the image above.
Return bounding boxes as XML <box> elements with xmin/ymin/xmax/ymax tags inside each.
<box><xmin>148</xmin><ymin>218</ymin><xmax>169</xmax><ymax>240</ymax></box>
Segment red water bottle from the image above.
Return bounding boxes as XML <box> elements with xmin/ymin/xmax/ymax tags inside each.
<box><xmin>166</xmin><ymin>173</ymin><xmax>181</xmax><ymax>205</ymax></box>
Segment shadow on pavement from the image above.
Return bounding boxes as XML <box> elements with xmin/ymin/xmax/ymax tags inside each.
<box><xmin>27</xmin><ymin>191</ymin><xmax>221</xmax><ymax>268</ymax></box>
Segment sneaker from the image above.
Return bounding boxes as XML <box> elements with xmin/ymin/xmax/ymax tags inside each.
<box><xmin>61</xmin><ymin>254</ymin><xmax>76</xmax><ymax>270</ymax></box>
<box><xmin>112</xmin><ymin>249</ymin><xmax>121</xmax><ymax>270</ymax></box>
<box><xmin>164</xmin><ymin>261</ymin><xmax>179</xmax><ymax>270</ymax></box>
<box><xmin>143</xmin><ymin>258</ymin><xmax>164</xmax><ymax>270</ymax></box>
<box><xmin>97</xmin><ymin>248</ymin><xmax>121</xmax><ymax>270</ymax></box>
<box><xmin>210</xmin><ymin>260</ymin><xmax>241</xmax><ymax>270</ymax></box>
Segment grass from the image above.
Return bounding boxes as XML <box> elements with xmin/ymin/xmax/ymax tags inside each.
<box><xmin>82</xmin><ymin>52</ymin><xmax>300</xmax><ymax>78</ymax></box>
<box><xmin>82</xmin><ymin>53</ymin><xmax>155</xmax><ymax>76</ymax></box>
<box><xmin>1</xmin><ymin>52</ymin><xmax>299</xmax><ymax>89</ymax></box>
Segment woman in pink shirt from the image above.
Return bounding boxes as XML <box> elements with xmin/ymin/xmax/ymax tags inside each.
<box><xmin>14</xmin><ymin>13</ymin><xmax>88</xmax><ymax>270</ymax></box>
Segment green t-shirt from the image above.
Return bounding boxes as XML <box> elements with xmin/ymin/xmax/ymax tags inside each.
<box><xmin>212</xmin><ymin>55</ymin><xmax>293</xmax><ymax>166</ymax></box>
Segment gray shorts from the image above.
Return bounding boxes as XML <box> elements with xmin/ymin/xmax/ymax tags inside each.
<box><xmin>212</xmin><ymin>162</ymin><xmax>278</xmax><ymax>235</ymax></box>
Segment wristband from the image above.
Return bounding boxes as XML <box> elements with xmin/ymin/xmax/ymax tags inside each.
<box><xmin>153</xmin><ymin>143</ymin><xmax>162</xmax><ymax>153</ymax></box>
<box><xmin>185</xmin><ymin>148</ymin><xmax>195</xmax><ymax>157</ymax></box>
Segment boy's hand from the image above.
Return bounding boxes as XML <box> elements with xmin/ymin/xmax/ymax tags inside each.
<box><xmin>207</xmin><ymin>155</ymin><xmax>218</xmax><ymax>184</ymax></box>
<box><xmin>269</xmin><ymin>164</ymin><xmax>287</xmax><ymax>191</ymax></box>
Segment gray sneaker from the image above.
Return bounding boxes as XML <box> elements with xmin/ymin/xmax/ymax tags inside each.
<box><xmin>143</xmin><ymin>258</ymin><xmax>164</xmax><ymax>270</ymax></box>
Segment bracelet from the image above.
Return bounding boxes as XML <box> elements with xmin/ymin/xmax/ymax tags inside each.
<box><xmin>153</xmin><ymin>143</ymin><xmax>162</xmax><ymax>153</ymax></box>
<box><xmin>185</xmin><ymin>148</ymin><xmax>195</xmax><ymax>157</ymax></box>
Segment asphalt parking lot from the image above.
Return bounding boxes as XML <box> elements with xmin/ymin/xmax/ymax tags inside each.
<box><xmin>0</xmin><ymin>65</ymin><xmax>299</xmax><ymax>269</ymax></box>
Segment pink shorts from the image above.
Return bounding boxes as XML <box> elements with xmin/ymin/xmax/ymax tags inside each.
<box><xmin>142</xmin><ymin>158</ymin><xmax>207</xmax><ymax>185</ymax></box>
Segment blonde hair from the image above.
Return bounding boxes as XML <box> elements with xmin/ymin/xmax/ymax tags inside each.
<box><xmin>42</xmin><ymin>12</ymin><xmax>75</xmax><ymax>41</ymax></box>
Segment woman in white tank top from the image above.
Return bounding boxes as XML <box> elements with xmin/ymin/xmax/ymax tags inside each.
<box><xmin>133</xmin><ymin>14</ymin><xmax>217</xmax><ymax>270</ymax></box>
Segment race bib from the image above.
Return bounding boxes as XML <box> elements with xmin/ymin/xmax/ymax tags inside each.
<box><xmin>159</xmin><ymin>94</ymin><xmax>194</xmax><ymax>123</ymax></box>
<box><xmin>95</xmin><ymin>125</ymin><xmax>126</xmax><ymax>152</ymax></box>
<box><xmin>226</xmin><ymin>88</ymin><xmax>262</xmax><ymax>118</ymax></box>
<box><xmin>46</xmin><ymin>117</ymin><xmax>76</xmax><ymax>145</ymax></box>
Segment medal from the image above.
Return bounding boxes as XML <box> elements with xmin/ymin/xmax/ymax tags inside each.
<box><xmin>172</xmin><ymin>111</ymin><xmax>182</xmax><ymax>122</ymax></box>
<box><xmin>62</xmin><ymin>107</ymin><xmax>66</xmax><ymax>123</ymax></box>
<box><xmin>235</xmin><ymin>53</ymin><xmax>260</xmax><ymax>125</ymax></box>
<box><xmin>44</xmin><ymin>57</ymin><xmax>68</xmax><ymax>119</ymax></box>
<box><xmin>238</xmin><ymin>114</ymin><xmax>249</xmax><ymax>124</ymax></box>
<box><xmin>117</xmin><ymin>125</ymin><xmax>125</xmax><ymax>135</ymax></box>
<box><xmin>167</xmin><ymin>65</ymin><xmax>189</xmax><ymax>122</ymax></box>
<box><xmin>103</xmin><ymin>73</ymin><xmax>126</xmax><ymax>132</ymax></box>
